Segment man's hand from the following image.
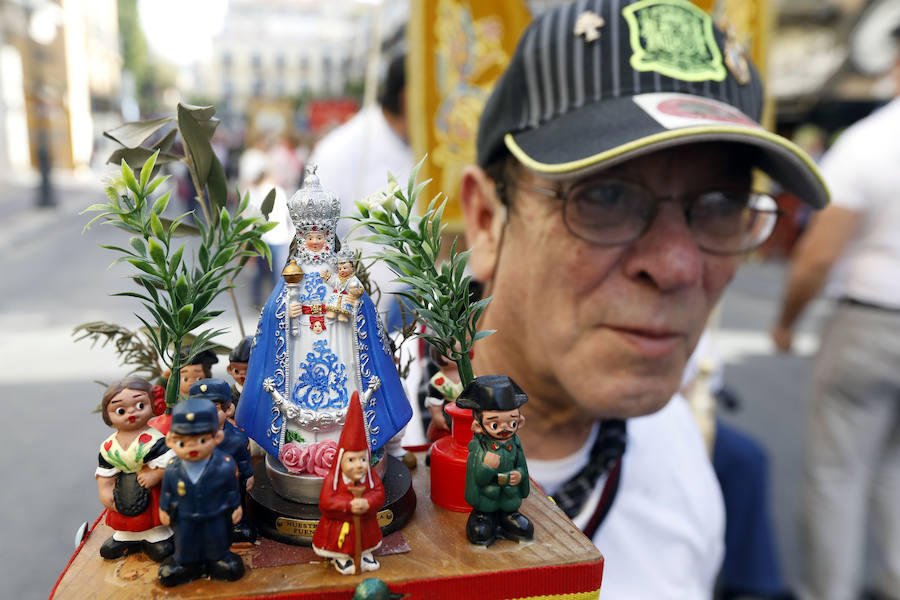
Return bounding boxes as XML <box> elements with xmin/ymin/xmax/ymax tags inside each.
<box><xmin>771</xmin><ymin>323</ymin><xmax>793</xmax><ymax>353</ymax></box>
<box><xmin>246</xmin><ymin>476</ymin><xmax>255</xmax><ymax>492</ymax></box>
<box><xmin>350</xmin><ymin>498</ymin><xmax>370</xmax><ymax>514</ymax></box>
<box><xmin>509</xmin><ymin>470</ymin><xmax>522</xmax><ymax>486</ymax></box>
<box><xmin>483</xmin><ymin>452</ymin><xmax>500</xmax><ymax>469</ymax></box>
<box><xmin>289</xmin><ymin>302</ymin><xmax>302</xmax><ymax>318</ymax></box>
<box><xmin>159</xmin><ymin>508</ymin><xmax>170</xmax><ymax>526</ymax></box>
<box><xmin>232</xmin><ymin>506</ymin><xmax>243</xmax><ymax>524</ymax></box>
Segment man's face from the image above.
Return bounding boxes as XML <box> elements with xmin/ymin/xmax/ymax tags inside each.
<box><xmin>476</xmin><ymin>144</ymin><xmax>748</xmax><ymax>419</ymax></box>
<box><xmin>477</xmin><ymin>409</ymin><xmax>522</xmax><ymax>441</ymax></box>
<box><xmin>180</xmin><ymin>364</ymin><xmax>206</xmax><ymax>396</ymax></box>
<box><xmin>166</xmin><ymin>429</ymin><xmax>223</xmax><ymax>462</ymax></box>
<box><xmin>340</xmin><ymin>449</ymin><xmax>368</xmax><ymax>483</ymax></box>
<box><xmin>227</xmin><ymin>362</ymin><xmax>247</xmax><ymax>386</ymax></box>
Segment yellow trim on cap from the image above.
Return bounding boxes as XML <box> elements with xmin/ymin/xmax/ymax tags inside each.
<box><xmin>503</xmin><ymin>127</ymin><xmax>829</xmax><ymax>204</ymax></box>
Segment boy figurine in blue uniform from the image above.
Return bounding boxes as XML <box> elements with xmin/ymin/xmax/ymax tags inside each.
<box><xmin>457</xmin><ymin>375</ymin><xmax>533</xmax><ymax>546</ymax></box>
<box><xmin>158</xmin><ymin>397</ymin><xmax>245</xmax><ymax>587</ymax></box>
<box><xmin>188</xmin><ymin>378</ymin><xmax>257</xmax><ymax>542</ymax></box>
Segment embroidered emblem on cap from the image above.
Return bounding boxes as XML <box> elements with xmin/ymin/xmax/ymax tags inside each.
<box><xmin>623</xmin><ymin>0</ymin><xmax>727</xmax><ymax>82</ymax></box>
<box><xmin>574</xmin><ymin>10</ymin><xmax>605</xmax><ymax>43</ymax></box>
<box><xmin>186</xmin><ymin>413</ymin><xmax>195</xmax><ymax>421</ymax></box>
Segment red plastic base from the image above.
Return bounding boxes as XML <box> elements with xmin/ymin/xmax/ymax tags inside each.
<box><xmin>430</xmin><ymin>402</ymin><xmax>475</xmax><ymax>512</ymax></box>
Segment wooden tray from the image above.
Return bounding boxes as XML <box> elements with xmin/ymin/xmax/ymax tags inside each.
<box><xmin>51</xmin><ymin>453</ymin><xmax>603</xmax><ymax>599</ymax></box>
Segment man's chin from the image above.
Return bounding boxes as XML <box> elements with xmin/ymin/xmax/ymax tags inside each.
<box><xmin>575</xmin><ymin>375</ymin><xmax>681</xmax><ymax>420</ymax></box>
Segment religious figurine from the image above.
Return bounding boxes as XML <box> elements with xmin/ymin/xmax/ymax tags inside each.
<box><xmin>325</xmin><ymin>247</ymin><xmax>364</xmax><ymax>322</ymax></box>
<box><xmin>188</xmin><ymin>378</ymin><xmax>257</xmax><ymax>543</ymax></box>
<box><xmin>457</xmin><ymin>375</ymin><xmax>534</xmax><ymax>546</ymax></box>
<box><xmin>312</xmin><ymin>391</ymin><xmax>386</xmax><ymax>575</ymax></box>
<box><xmin>158</xmin><ymin>398</ymin><xmax>245</xmax><ymax>586</ymax></box>
<box><xmin>227</xmin><ymin>336</ymin><xmax>253</xmax><ymax>409</ymax></box>
<box><xmin>95</xmin><ymin>376</ymin><xmax>175</xmax><ymax>561</ymax></box>
<box><xmin>235</xmin><ymin>167</ymin><xmax>412</xmax><ymax>466</ymax></box>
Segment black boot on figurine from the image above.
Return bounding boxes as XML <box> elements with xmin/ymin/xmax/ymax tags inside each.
<box><xmin>208</xmin><ymin>551</ymin><xmax>245</xmax><ymax>582</ymax></box>
<box><xmin>232</xmin><ymin>520</ymin><xmax>257</xmax><ymax>544</ymax></box>
<box><xmin>497</xmin><ymin>511</ymin><xmax>534</xmax><ymax>542</ymax></box>
<box><xmin>466</xmin><ymin>510</ymin><xmax>498</xmax><ymax>546</ymax></box>
<box><xmin>142</xmin><ymin>536</ymin><xmax>174</xmax><ymax>562</ymax></box>
<box><xmin>99</xmin><ymin>536</ymin><xmax>139</xmax><ymax>559</ymax></box>
<box><xmin>158</xmin><ymin>557</ymin><xmax>204</xmax><ymax>587</ymax></box>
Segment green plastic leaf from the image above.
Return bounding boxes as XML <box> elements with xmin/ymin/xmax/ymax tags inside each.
<box><xmin>260</xmin><ymin>187</ymin><xmax>276</xmax><ymax>219</ymax></box>
<box><xmin>177</xmin><ymin>104</ymin><xmax>214</xmax><ymax>187</ymax></box>
<box><xmin>148</xmin><ymin>238</ymin><xmax>166</xmax><ymax>269</ymax></box>
<box><xmin>126</xmin><ymin>257</ymin><xmax>162</xmax><ymax>277</ymax></box>
<box><xmin>198</xmin><ymin>244</ymin><xmax>210</xmax><ymax>269</ymax></box>
<box><xmin>157</xmin><ymin>128</ymin><xmax>178</xmax><ymax>153</ymax></box>
<box><xmin>149</xmin><ymin>212</ymin><xmax>165</xmax><ymax>240</ymax></box>
<box><xmin>160</xmin><ymin>216</ymin><xmax>201</xmax><ymax>238</ymax></box>
<box><xmin>207</xmin><ymin>154</ymin><xmax>227</xmax><ymax>216</ymax></box>
<box><xmin>121</xmin><ymin>161</ymin><xmax>140</xmax><ymax>196</ymax></box>
<box><xmin>175</xmin><ymin>274</ymin><xmax>190</xmax><ymax>302</ymax></box>
<box><xmin>178</xmin><ymin>304</ymin><xmax>194</xmax><ymax>327</ymax></box>
<box><xmin>103</xmin><ymin>117</ymin><xmax>174</xmax><ymax>148</ymax></box>
<box><xmin>168</xmin><ymin>245</ymin><xmax>184</xmax><ymax>274</ymax></box>
<box><xmin>129</xmin><ymin>237</ymin><xmax>147</xmax><ymax>256</ymax></box>
<box><xmin>107</xmin><ymin>147</ymin><xmax>179</xmax><ymax>168</ymax></box>
<box><xmin>140</xmin><ymin>150</ymin><xmax>159</xmax><ymax>189</ymax></box>
<box><xmin>180</xmin><ymin>103</ymin><xmax>216</xmax><ymax>121</ymax></box>
<box><xmin>146</xmin><ymin>174</ymin><xmax>171</xmax><ymax>196</ymax></box>
<box><xmin>151</xmin><ymin>191</ymin><xmax>170</xmax><ymax>215</ymax></box>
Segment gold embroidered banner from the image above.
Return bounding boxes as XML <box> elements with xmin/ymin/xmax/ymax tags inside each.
<box><xmin>407</xmin><ymin>0</ymin><xmax>531</xmax><ymax>224</ymax></box>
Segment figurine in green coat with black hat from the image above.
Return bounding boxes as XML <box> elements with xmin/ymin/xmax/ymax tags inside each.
<box><xmin>458</xmin><ymin>374</ymin><xmax>533</xmax><ymax>546</ymax></box>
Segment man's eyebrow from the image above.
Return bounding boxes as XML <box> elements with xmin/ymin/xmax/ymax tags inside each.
<box><xmin>484</xmin><ymin>415</ymin><xmax>500</xmax><ymax>421</ymax></box>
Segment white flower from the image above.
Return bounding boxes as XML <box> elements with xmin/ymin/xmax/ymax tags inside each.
<box><xmin>359</xmin><ymin>180</ymin><xmax>400</xmax><ymax>215</ymax></box>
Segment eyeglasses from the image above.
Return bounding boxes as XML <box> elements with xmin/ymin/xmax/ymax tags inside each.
<box><xmin>508</xmin><ymin>178</ymin><xmax>781</xmax><ymax>255</ymax></box>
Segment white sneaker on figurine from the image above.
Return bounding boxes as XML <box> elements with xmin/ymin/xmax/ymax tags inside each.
<box><xmin>333</xmin><ymin>557</ymin><xmax>355</xmax><ymax>575</ymax></box>
<box><xmin>361</xmin><ymin>552</ymin><xmax>380</xmax><ymax>572</ymax></box>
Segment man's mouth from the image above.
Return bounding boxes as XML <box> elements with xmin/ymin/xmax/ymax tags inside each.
<box><xmin>606</xmin><ymin>325</ymin><xmax>683</xmax><ymax>358</ymax></box>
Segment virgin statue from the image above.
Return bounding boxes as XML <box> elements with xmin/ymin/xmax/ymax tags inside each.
<box><xmin>235</xmin><ymin>168</ymin><xmax>412</xmax><ymax>463</ymax></box>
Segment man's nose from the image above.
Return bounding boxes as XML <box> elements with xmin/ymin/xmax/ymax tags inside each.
<box><xmin>620</xmin><ymin>201</ymin><xmax>703</xmax><ymax>292</ymax></box>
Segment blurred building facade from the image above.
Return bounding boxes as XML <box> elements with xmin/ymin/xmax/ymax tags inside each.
<box><xmin>0</xmin><ymin>0</ymin><xmax>120</xmax><ymax>178</ymax></box>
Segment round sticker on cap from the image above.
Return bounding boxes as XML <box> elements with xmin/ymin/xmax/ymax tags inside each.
<box><xmin>623</xmin><ymin>0</ymin><xmax>727</xmax><ymax>83</ymax></box>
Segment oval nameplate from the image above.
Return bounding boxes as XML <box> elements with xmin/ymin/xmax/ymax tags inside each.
<box><xmin>275</xmin><ymin>517</ymin><xmax>318</xmax><ymax>538</ymax></box>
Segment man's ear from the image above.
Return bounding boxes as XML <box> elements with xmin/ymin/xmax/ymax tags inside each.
<box><xmin>215</xmin><ymin>429</ymin><xmax>225</xmax><ymax>445</ymax></box>
<box><xmin>165</xmin><ymin>432</ymin><xmax>176</xmax><ymax>449</ymax></box>
<box><xmin>460</xmin><ymin>165</ymin><xmax>507</xmax><ymax>284</ymax></box>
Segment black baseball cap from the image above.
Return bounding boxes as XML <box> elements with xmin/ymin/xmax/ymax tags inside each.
<box><xmin>477</xmin><ymin>0</ymin><xmax>828</xmax><ymax>208</ymax></box>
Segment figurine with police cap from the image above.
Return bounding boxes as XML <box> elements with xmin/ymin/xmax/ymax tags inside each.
<box><xmin>158</xmin><ymin>397</ymin><xmax>245</xmax><ymax>587</ymax></box>
<box><xmin>188</xmin><ymin>378</ymin><xmax>256</xmax><ymax>543</ymax></box>
<box><xmin>458</xmin><ymin>375</ymin><xmax>533</xmax><ymax>546</ymax></box>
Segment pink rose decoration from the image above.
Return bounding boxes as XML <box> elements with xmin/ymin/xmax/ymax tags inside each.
<box><xmin>308</xmin><ymin>440</ymin><xmax>338</xmax><ymax>477</ymax></box>
<box><xmin>279</xmin><ymin>441</ymin><xmax>310</xmax><ymax>474</ymax></box>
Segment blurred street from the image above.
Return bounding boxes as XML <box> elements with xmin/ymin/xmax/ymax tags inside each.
<box><xmin>0</xmin><ymin>172</ymin><xmax>833</xmax><ymax>597</ymax></box>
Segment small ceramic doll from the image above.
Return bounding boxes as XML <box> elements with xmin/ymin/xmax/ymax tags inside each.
<box><xmin>188</xmin><ymin>378</ymin><xmax>257</xmax><ymax>543</ymax></box>
<box><xmin>158</xmin><ymin>398</ymin><xmax>245</xmax><ymax>586</ymax></box>
<box><xmin>324</xmin><ymin>247</ymin><xmax>363</xmax><ymax>322</ymax></box>
<box><xmin>95</xmin><ymin>376</ymin><xmax>174</xmax><ymax>561</ymax></box>
<box><xmin>227</xmin><ymin>336</ymin><xmax>253</xmax><ymax>410</ymax></box>
<box><xmin>312</xmin><ymin>392</ymin><xmax>386</xmax><ymax>575</ymax></box>
<box><xmin>165</xmin><ymin>347</ymin><xmax>219</xmax><ymax>397</ymax></box>
<box><xmin>456</xmin><ymin>375</ymin><xmax>534</xmax><ymax>546</ymax></box>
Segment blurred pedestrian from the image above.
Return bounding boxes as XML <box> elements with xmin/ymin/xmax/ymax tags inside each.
<box><xmin>310</xmin><ymin>52</ymin><xmax>412</xmax><ymax>324</ymax></box>
<box><xmin>772</xmin><ymin>44</ymin><xmax>900</xmax><ymax>600</ymax></box>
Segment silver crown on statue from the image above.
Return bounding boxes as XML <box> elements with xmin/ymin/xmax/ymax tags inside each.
<box><xmin>335</xmin><ymin>246</ymin><xmax>356</xmax><ymax>266</ymax></box>
<box><xmin>288</xmin><ymin>165</ymin><xmax>341</xmax><ymax>239</ymax></box>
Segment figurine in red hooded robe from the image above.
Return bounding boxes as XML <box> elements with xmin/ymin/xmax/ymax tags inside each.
<box><xmin>312</xmin><ymin>391</ymin><xmax>386</xmax><ymax>575</ymax></box>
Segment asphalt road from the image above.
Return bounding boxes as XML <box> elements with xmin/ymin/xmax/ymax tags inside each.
<box><xmin>0</xmin><ymin>176</ymin><xmax>832</xmax><ymax>598</ymax></box>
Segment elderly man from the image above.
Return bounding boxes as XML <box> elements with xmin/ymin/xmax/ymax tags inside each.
<box><xmin>458</xmin><ymin>0</ymin><xmax>827</xmax><ymax>597</ymax></box>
